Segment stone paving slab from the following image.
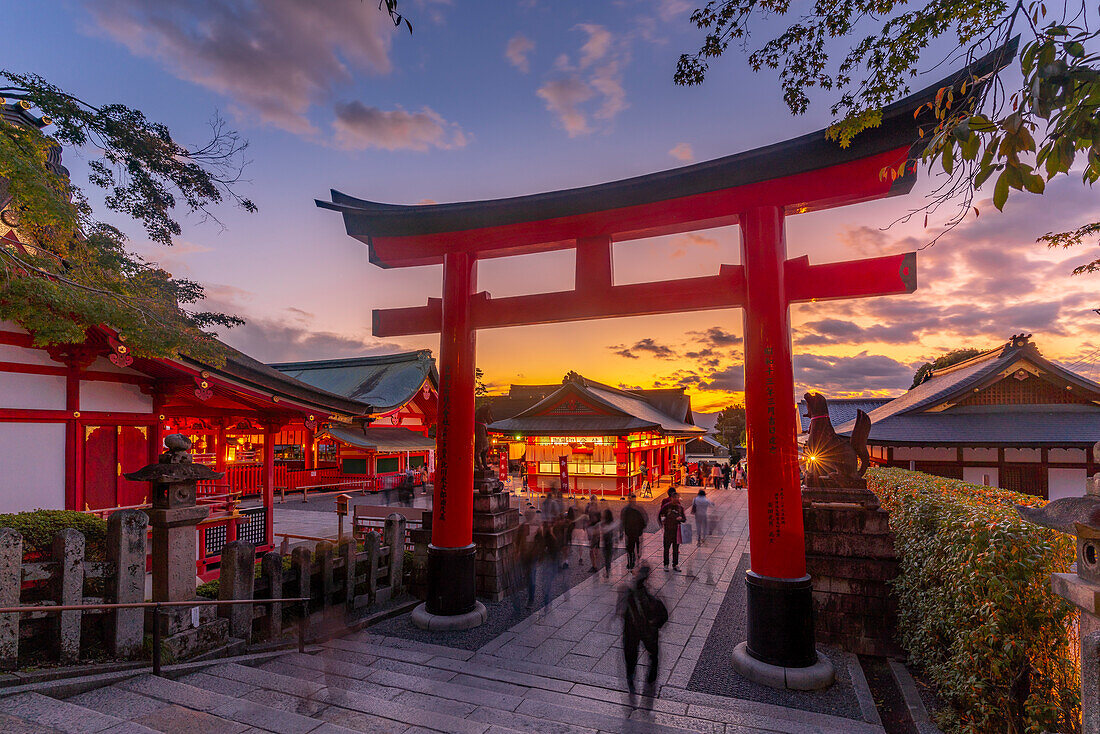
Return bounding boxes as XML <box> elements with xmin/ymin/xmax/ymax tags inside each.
<box><xmin>0</xmin><ymin>692</ymin><xmax>127</xmax><ymax>733</ymax></box>
<box><xmin>67</xmin><ymin>687</ymin><xmax>171</xmax><ymax>720</ymax></box>
<box><xmin>208</xmin><ymin>662</ymin><xmax>326</xmax><ymax>698</ymax></box>
<box><xmin>466</xmin><ymin>704</ymin><xmax>600</xmax><ymax>734</ymax></box>
<box><xmin>313</xmin><ymin>687</ymin><xmax>492</xmax><ymax>734</ymax></box>
<box><xmin>209</xmin><ymin>697</ymin><xmax>325</xmax><ymax>734</ymax></box>
<box><xmin>132</xmin><ymin>704</ymin><xmax>251</xmax><ymax>734</ymax></box>
<box><xmin>119</xmin><ymin>674</ymin><xmax>237</xmax><ymax>713</ymax></box>
<box><xmin>0</xmin><ymin>710</ymin><xmax>65</xmax><ymax>734</ymax></box>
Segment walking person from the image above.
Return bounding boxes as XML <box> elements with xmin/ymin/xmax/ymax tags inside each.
<box><xmin>690</xmin><ymin>489</ymin><xmax>715</xmax><ymax>546</ymax></box>
<box><xmin>658</xmin><ymin>490</ymin><xmax>686</xmax><ymax>571</ymax></box>
<box><xmin>584</xmin><ymin>494</ymin><xmax>601</xmax><ymax>572</ymax></box>
<box><xmin>620</xmin><ymin>493</ymin><xmax>648</xmax><ymax>570</ymax></box>
<box><xmin>538</xmin><ymin>520</ymin><xmax>560</xmax><ymax>609</ymax></box>
<box><xmin>599</xmin><ymin>508</ymin><xmax>617</xmax><ymax>578</ymax></box>
<box><xmin>709</xmin><ymin>462</ymin><xmax>722</xmax><ymax>491</ymax></box>
<box><xmin>618</xmin><ymin>563</ymin><xmax>667</xmax><ymax>699</ymax></box>
<box><xmin>722</xmin><ymin>461</ymin><xmax>732</xmax><ymax>490</ymax></box>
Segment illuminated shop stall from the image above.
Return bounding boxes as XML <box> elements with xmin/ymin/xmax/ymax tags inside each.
<box><xmin>488</xmin><ymin>375</ymin><xmax>704</xmax><ymax>495</ymax></box>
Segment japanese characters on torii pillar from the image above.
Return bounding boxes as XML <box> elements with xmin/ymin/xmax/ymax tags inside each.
<box><xmin>318</xmin><ymin>43</ymin><xmax>1013</xmax><ymax>663</ymax></box>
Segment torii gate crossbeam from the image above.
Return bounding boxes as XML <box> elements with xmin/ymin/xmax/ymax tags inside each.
<box><xmin>319</xmin><ymin>42</ymin><xmax>1014</xmax><ymax>682</ymax></box>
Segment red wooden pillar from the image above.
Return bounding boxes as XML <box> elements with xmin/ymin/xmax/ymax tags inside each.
<box><xmin>305</xmin><ymin>429</ymin><xmax>315</xmax><ymax>470</ymax></box>
<box><xmin>739</xmin><ymin>205</ymin><xmax>816</xmax><ymax>668</ymax></box>
<box><xmin>426</xmin><ymin>251</ymin><xmax>478</xmax><ymax>616</ymax></box>
<box><xmin>262</xmin><ymin>423</ymin><xmax>276</xmax><ymax>548</ymax></box>
<box><xmin>64</xmin><ymin>370</ymin><xmax>80</xmax><ymax>511</ymax></box>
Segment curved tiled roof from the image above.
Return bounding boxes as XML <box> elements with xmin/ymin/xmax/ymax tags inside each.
<box><xmin>270</xmin><ymin>350</ymin><xmax>437</xmax><ymax>413</ymax></box>
<box><xmin>836</xmin><ymin>336</ymin><xmax>1100</xmax><ymax>445</ymax></box>
<box><xmin>489</xmin><ymin>376</ymin><xmax>704</xmax><ymax>437</ymax></box>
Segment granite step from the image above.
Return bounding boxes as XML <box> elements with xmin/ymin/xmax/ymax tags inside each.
<box><xmin>0</xmin><ymin>690</ymin><xmax>160</xmax><ymax>734</ymax></box>
<box><xmin>190</xmin><ymin>661</ymin><xmax>524</xmax><ymax>734</ymax></box>
<box><xmin>332</xmin><ymin>635</ymin><xmax>879</xmax><ymax>734</ymax></box>
<box><xmin>259</xmin><ymin>648</ymin><xmax>832</xmax><ymax>734</ymax></box>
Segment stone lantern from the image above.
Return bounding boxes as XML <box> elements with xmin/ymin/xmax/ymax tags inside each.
<box><xmin>125</xmin><ymin>434</ymin><xmax>230</xmax><ymax>657</ymax></box>
<box><xmin>1016</xmin><ymin>441</ymin><xmax>1100</xmax><ymax>733</ymax></box>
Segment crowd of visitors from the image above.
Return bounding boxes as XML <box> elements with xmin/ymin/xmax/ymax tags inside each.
<box><xmin>685</xmin><ymin>458</ymin><xmax>746</xmax><ymax>489</ymax></box>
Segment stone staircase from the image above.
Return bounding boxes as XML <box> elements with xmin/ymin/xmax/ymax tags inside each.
<box><xmin>0</xmin><ymin>631</ymin><xmax>884</xmax><ymax>734</ymax></box>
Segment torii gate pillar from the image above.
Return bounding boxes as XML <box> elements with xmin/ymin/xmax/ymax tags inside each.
<box><xmin>738</xmin><ymin>206</ymin><xmax>818</xmax><ymax>672</ymax></box>
<box><xmin>425</xmin><ymin>252</ymin><xmax>480</xmax><ymax>619</ymax></box>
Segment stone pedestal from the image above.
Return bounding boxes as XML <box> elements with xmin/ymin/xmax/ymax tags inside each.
<box><xmin>472</xmin><ymin>471</ymin><xmax>519</xmax><ymax>602</ymax></box>
<box><xmin>802</xmin><ymin>483</ymin><xmax>901</xmax><ymax>657</ymax></box>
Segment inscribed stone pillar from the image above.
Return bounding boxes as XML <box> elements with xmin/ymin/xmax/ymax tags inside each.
<box><xmin>218</xmin><ymin>540</ymin><xmax>255</xmax><ymax>641</ymax></box>
<box><xmin>52</xmin><ymin>528</ymin><xmax>84</xmax><ymax>663</ymax></box>
<box><xmin>107</xmin><ymin>509</ymin><xmax>148</xmax><ymax>658</ymax></box>
<box><xmin>0</xmin><ymin>528</ymin><xmax>22</xmax><ymax>669</ymax></box>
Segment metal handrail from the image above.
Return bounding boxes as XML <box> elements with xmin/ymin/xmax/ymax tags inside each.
<box><xmin>0</xmin><ymin>596</ymin><xmax>312</xmax><ymax>676</ymax></box>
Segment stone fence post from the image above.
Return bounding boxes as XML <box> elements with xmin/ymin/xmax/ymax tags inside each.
<box><xmin>260</xmin><ymin>552</ymin><xmax>284</xmax><ymax>638</ymax></box>
<box><xmin>340</xmin><ymin>541</ymin><xmax>356</xmax><ymax>608</ymax></box>
<box><xmin>0</xmin><ymin>529</ymin><xmax>21</xmax><ymax>669</ymax></box>
<box><xmin>384</xmin><ymin>514</ymin><xmax>406</xmax><ymax>594</ymax></box>
<box><xmin>107</xmin><ymin>509</ymin><xmax>148</xmax><ymax>658</ymax></box>
<box><xmin>291</xmin><ymin>546</ymin><xmax>312</xmax><ymax>614</ymax></box>
<box><xmin>363</xmin><ymin>532</ymin><xmax>380</xmax><ymax>603</ymax></box>
<box><xmin>218</xmin><ymin>541</ymin><xmax>255</xmax><ymax>642</ymax></box>
<box><xmin>53</xmin><ymin>528</ymin><xmax>84</xmax><ymax>664</ymax></box>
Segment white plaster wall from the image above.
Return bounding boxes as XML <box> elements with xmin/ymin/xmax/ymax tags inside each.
<box><xmin>0</xmin><ymin>343</ymin><xmax>59</xmax><ymax>366</ymax></box>
<box><xmin>0</xmin><ymin>373</ymin><xmax>66</xmax><ymax>410</ymax></box>
<box><xmin>0</xmin><ymin>422</ymin><xmax>66</xmax><ymax>512</ymax></box>
<box><xmin>1049</xmin><ymin>468</ymin><xmax>1088</xmax><ymax>500</ymax></box>
<box><xmin>79</xmin><ymin>380</ymin><xmax>152</xmax><ymax>413</ymax></box>
<box><xmin>963</xmin><ymin>466</ymin><xmax>999</xmax><ymax>487</ymax></box>
<box><xmin>962</xmin><ymin>448</ymin><xmax>998</xmax><ymax>462</ymax></box>
<box><xmin>1050</xmin><ymin>448</ymin><xmax>1087</xmax><ymax>463</ymax></box>
<box><xmin>87</xmin><ymin>356</ymin><xmax>144</xmax><ymax>376</ymax></box>
<box><xmin>1005</xmin><ymin>448</ymin><xmax>1042</xmax><ymax>463</ymax></box>
<box><xmin>0</xmin><ymin>321</ymin><xmax>29</xmax><ymax>334</ymax></box>
<box><xmin>893</xmin><ymin>446</ymin><xmax>957</xmax><ymax>461</ymax></box>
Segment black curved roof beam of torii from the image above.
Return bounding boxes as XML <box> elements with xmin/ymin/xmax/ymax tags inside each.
<box><xmin>319</xmin><ymin>41</ymin><xmax>1017</xmax><ymax>338</ymax></box>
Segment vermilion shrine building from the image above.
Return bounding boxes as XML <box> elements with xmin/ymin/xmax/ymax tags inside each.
<box><xmin>487</xmin><ymin>376</ymin><xmax>703</xmax><ymax>494</ymax></box>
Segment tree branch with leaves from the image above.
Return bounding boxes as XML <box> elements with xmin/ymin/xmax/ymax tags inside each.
<box><xmin>676</xmin><ymin>0</ymin><xmax>1100</xmax><ymax>273</ymax></box>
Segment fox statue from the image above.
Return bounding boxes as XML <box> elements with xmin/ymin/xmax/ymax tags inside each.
<box><xmin>802</xmin><ymin>392</ymin><xmax>872</xmax><ymax>487</ymax></box>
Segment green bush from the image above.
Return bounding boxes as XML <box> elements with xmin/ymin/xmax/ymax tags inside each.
<box><xmin>867</xmin><ymin>467</ymin><xmax>1079</xmax><ymax>734</ymax></box>
<box><xmin>0</xmin><ymin>510</ymin><xmax>108</xmax><ymax>561</ymax></box>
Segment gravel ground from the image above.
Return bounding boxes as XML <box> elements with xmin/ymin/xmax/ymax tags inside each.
<box><xmin>686</xmin><ymin>553</ymin><xmax>865</xmax><ymax>720</ymax></box>
<box><xmin>369</xmin><ymin>543</ymin><xmax>625</xmax><ymax>651</ymax></box>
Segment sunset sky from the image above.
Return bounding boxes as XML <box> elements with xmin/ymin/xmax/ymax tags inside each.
<box><xmin>8</xmin><ymin>1</ymin><xmax>1100</xmax><ymax>413</ymax></box>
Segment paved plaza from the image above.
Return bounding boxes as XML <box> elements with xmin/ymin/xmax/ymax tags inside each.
<box><xmin>1</xmin><ymin>486</ymin><xmax>884</xmax><ymax>733</ymax></box>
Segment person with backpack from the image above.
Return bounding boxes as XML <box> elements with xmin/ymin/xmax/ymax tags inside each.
<box><xmin>658</xmin><ymin>491</ymin><xmax>686</xmax><ymax>571</ymax></box>
<box><xmin>618</xmin><ymin>563</ymin><xmax>667</xmax><ymax>697</ymax></box>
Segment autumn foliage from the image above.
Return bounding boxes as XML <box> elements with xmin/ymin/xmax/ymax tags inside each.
<box><xmin>866</xmin><ymin>467</ymin><xmax>1079</xmax><ymax>734</ymax></box>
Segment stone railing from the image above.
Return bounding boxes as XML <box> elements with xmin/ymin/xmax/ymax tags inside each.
<box><xmin>0</xmin><ymin>510</ymin><xmax>407</xmax><ymax>670</ymax></box>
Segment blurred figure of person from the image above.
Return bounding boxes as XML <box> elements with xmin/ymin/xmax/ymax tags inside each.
<box><xmin>722</xmin><ymin>461</ymin><xmax>731</xmax><ymax>490</ymax></box>
<box><xmin>690</xmin><ymin>489</ymin><xmax>715</xmax><ymax>546</ymax></box>
<box><xmin>561</xmin><ymin>495</ymin><xmax>576</xmax><ymax>569</ymax></box>
<box><xmin>620</xmin><ymin>493</ymin><xmax>648</xmax><ymax>570</ymax></box>
<box><xmin>514</xmin><ymin>509</ymin><xmax>541</xmax><ymax>611</ymax></box>
<box><xmin>537</xmin><ymin>520</ymin><xmax>559</xmax><ymax>609</ymax></box>
<box><xmin>618</xmin><ymin>563</ymin><xmax>667</xmax><ymax>698</ymax></box>
<box><xmin>599</xmin><ymin>507</ymin><xmax>617</xmax><ymax>578</ymax></box>
<box><xmin>709</xmin><ymin>462</ymin><xmax>722</xmax><ymax>491</ymax></box>
<box><xmin>584</xmin><ymin>495</ymin><xmax>601</xmax><ymax>572</ymax></box>
<box><xmin>658</xmin><ymin>490</ymin><xmax>686</xmax><ymax>571</ymax></box>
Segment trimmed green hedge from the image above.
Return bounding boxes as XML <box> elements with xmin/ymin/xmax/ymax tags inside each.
<box><xmin>0</xmin><ymin>510</ymin><xmax>108</xmax><ymax>561</ymax></box>
<box><xmin>867</xmin><ymin>468</ymin><xmax>1079</xmax><ymax>734</ymax></box>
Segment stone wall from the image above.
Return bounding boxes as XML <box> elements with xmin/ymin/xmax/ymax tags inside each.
<box><xmin>803</xmin><ymin>486</ymin><xmax>901</xmax><ymax>657</ymax></box>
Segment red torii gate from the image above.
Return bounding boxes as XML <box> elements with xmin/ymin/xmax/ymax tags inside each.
<box><xmin>320</xmin><ymin>46</ymin><xmax>1010</xmax><ymax>676</ymax></box>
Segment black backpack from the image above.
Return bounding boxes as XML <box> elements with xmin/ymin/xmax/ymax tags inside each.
<box><xmin>627</xmin><ymin>586</ymin><xmax>668</xmax><ymax>638</ymax></box>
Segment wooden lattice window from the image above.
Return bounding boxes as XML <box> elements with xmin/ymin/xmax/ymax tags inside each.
<box><xmin>957</xmin><ymin>374</ymin><xmax>1092</xmax><ymax>407</ymax></box>
<box><xmin>1002</xmin><ymin>465</ymin><xmax>1047</xmax><ymax>498</ymax></box>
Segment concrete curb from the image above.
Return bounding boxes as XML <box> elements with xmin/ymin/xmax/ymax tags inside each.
<box><xmin>0</xmin><ymin>648</ymin><xmax>301</xmax><ymax>700</ymax></box>
<box><xmin>888</xmin><ymin>658</ymin><xmax>943</xmax><ymax>734</ymax></box>
<box><xmin>847</xmin><ymin>655</ymin><xmax>883</xmax><ymax>726</ymax></box>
